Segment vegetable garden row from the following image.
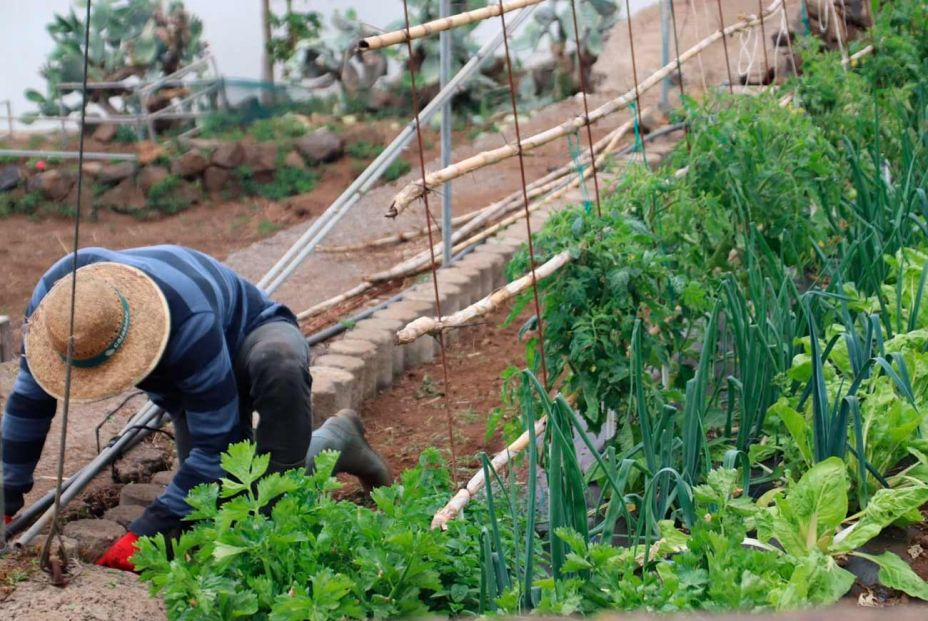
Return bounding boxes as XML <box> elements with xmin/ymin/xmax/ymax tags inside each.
<box><xmin>133</xmin><ymin>2</ymin><xmax>928</xmax><ymax>618</ymax></box>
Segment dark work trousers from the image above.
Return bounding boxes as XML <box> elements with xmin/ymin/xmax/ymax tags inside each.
<box><xmin>172</xmin><ymin>320</ymin><xmax>313</xmax><ymax>474</ymax></box>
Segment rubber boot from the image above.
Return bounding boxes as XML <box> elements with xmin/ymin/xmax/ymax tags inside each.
<box><xmin>305</xmin><ymin>410</ymin><xmax>392</xmax><ymax>491</ymax></box>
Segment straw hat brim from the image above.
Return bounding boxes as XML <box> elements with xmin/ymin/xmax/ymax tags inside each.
<box><xmin>25</xmin><ymin>263</ymin><xmax>171</xmax><ymax>403</ymax></box>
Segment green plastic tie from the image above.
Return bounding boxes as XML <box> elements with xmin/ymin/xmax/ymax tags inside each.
<box><xmin>567</xmin><ymin>131</ymin><xmax>593</xmax><ymax>213</ymax></box>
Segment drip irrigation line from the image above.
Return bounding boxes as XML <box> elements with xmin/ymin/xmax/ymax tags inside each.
<box><xmin>567</xmin><ymin>0</ymin><xmax>602</xmax><ymax>218</ymax></box>
<box><xmin>94</xmin><ymin>391</ymin><xmax>144</xmax><ymax>454</ymax></box>
<box><xmin>497</xmin><ymin>0</ymin><xmax>549</xmax><ymax>390</ymax></box>
<box><xmin>622</xmin><ymin>0</ymin><xmax>648</xmax><ymax>164</ymax></box>
<box><xmin>39</xmin><ymin>0</ymin><xmax>92</xmax><ymax>579</ymax></box>
<box><xmin>401</xmin><ymin>0</ymin><xmax>459</xmax><ymax>488</ymax></box>
<box><xmin>715</xmin><ymin>0</ymin><xmax>735</xmax><ymax>94</ymax></box>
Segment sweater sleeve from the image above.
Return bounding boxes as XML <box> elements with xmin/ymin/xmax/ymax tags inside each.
<box><xmin>2</xmin><ymin>355</ymin><xmax>58</xmax><ymax>516</ymax></box>
<box><xmin>130</xmin><ymin>312</ymin><xmax>242</xmax><ymax>536</ymax></box>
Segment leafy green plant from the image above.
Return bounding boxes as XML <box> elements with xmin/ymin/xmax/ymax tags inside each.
<box><xmin>146</xmin><ymin>174</ymin><xmax>194</xmax><ymax>216</ymax></box>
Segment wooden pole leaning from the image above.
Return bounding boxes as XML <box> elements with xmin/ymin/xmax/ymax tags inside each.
<box><xmin>359</xmin><ymin>0</ymin><xmax>545</xmax><ymax>51</ymax></box>
<box><xmin>386</xmin><ymin>0</ymin><xmax>785</xmax><ymax>218</ymax></box>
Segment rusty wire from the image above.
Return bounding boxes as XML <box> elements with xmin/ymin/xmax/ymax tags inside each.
<box><xmin>622</xmin><ymin>0</ymin><xmax>648</xmax><ymax>163</ymax></box>
<box><xmin>757</xmin><ymin>0</ymin><xmax>771</xmax><ymax>80</ymax></box>
<box><xmin>496</xmin><ymin>0</ymin><xmax>549</xmax><ymax>389</ymax></box>
<box><xmin>715</xmin><ymin>0</ymin><xmax>735</xmax><ymax>94</ymax></box>
<box><xmin>400</xmin><ymin>0</ymin><xmax>459</xmax><ymax>486</ymax></box>
<box><xmin>567</xmin><ymin>0</ymin><xmax>602</xmax><ymax>218</ymax></box>
<box><xmin>667</xmin><ymin>0</ymin><xmax>689</xmax><ymax>150</ymax></box>
<box><xmin>38</xmin><ymin>0</ymin><xmax>95</xmax><ymax>584</ymax></box>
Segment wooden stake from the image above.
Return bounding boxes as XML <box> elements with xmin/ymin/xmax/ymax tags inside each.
<box><xmin>359</xmin><ymin>0</ymin><xmax>545</xmax><ymax>51</ymax></box>
<box><xmin>396</xmin><ymin>250</ymin><xmax>573</xmax><ymax>344</ymax></box>
<box><xmin>387</xmin><ymin>0</ymin><xmax>785</xmax><ymax>217</ymax></box>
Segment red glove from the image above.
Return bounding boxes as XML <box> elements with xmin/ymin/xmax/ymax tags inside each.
<box><xmin>96</xmin><ymin>532</ymin><xmax>140</xmax><ymax>572</ymax></box>
<box><xmin>3</xmin><ymin>515</ymin><xmax>11</xmax><ymax>525</ymax></box>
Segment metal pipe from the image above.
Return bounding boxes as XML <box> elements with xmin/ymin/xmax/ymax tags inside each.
<box><xmin>258</xmin><ymin>3</ymin><xmax>539</xmax><ymax>293</ymax></box>
<box><xmin>440</xmin><ymin>0</ymin><xmax>454</xmax><ymax>268</ymax></box>
<box><xmin>11</xmin><ymin>405</ymin><xmax>162</xmax><ymax>546</ymax></box>
<box><xmin>2</xmin><ymin>100</ymin><xmax>12</xmax><ymax>139</ymax></box>
<box><xmin>0</xmin><ymin>149</ymin><xmax>137</xmax><ymax>161</ymax></box>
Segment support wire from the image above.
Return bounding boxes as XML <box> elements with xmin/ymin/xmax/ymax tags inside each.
<box><xmin>39</xmin><ymin>0</ymin><xmax>93</xmax><ymax>582</ymax></box>
<box><xmin>401</xmin><ymin>0</ymin><xmax>459</xmax><ymax>487</ymax></box>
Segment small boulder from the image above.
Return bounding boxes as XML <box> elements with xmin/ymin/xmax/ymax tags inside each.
<box><xmin>92</xmin><ymin>124</ymin><xmax>118</xmax><ymax>143</ymax></box>
<box><xmin>211</xmin><ymin>142</ymin><xmax>245</xmax><ymax>169</ymax></box>
<box><xmin>0</xmin><ymin>165</ymin><xmax>21</xmax><ymax>192</ymax></box>
<box><xmin>282</xmin><ymin>150</ymin><xmax>305</xmax><ymax>170</ymax></box>
<box><xmin>137</xmin><ymin>165</ymin><xmax>170</xmax><ymax>194</ymax></box>
<box><xmin>119</xmin><ymin>483</ymin><xmax>164</xmax><ymax>508</ymax></box>
<box><xmin>244</xmin><ymin>142</ymin><xmax>278</xmax><ymax>174</ymax></box>
<box><xmin>28</xmin><ymin>169</ymin><xmax>75</xmax><ymax>200</ymax></box>
<box><xmin>173</xmin><ymin>150</ymin><xmax>209</xmax><ymax>178</ymax></box>
<box><xmin>150</xmin><ymin>469</ymin><xmax>176</xmax><ymax>486</ymax></box>
<box><xmin>62</xmin><ymin>518</ymin><xmax>125</xmax><ymax>562</ymax></box>
<box><xmin>98</xmin><ymin>177</ymin><xmax>146</xmax><ymax>214</ymax></box>
<box><xmin>203</xmin><ymin>166</ymin><xmax>231</xmax><ymax>194</ymax></box>
<box><xmin>343</xmin><ymin>125</ymin><xmax>385</xmax><ymax>147</ymax></box>
<box><xmin>81</xmin><ymin>161</ymin><xmax>103</xmax><ymax>177</ymax></box>
<box><xmin>97</xmin><ymin>162</ymin><xmax>136</xmax><ymax>185</ymax></box>
<box><xmin>297</xmin><ymin>130</ymin><xmax>344</xmax><ymax>163</ymax></box>
<box><xmin>135</xmin><ymin>140</ymin><xmax>165</xmax><ymax>166</ymax></box>
<box><xmin>113</xmin><ymin>446</ymin><xmax>169</xmax><ymax>483</ymax></box>
<box><xmin>103</xmin><ymin>504</ymin><xmax>145</xmax><ymax>529</ymax></box>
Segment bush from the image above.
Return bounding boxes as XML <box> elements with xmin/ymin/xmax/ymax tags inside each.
<box><xmin>146</xmin><ymin>175</ymin><xmax>195</xmax><ymax>216</ymax></box>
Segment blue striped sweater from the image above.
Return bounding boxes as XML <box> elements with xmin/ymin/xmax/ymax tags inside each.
<box><xmin>2</xmin><ymin>245</ymin><xmax>296</xmax><ymax>535</ymax></box>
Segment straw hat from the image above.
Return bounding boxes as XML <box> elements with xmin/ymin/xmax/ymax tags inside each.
<box><xmin>25</xmin><ymin>263</ymin><xmax>171</xmax><ymax>402</ymax></box>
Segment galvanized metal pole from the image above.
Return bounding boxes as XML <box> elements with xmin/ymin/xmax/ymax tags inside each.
<box><xmin>440</xmin><ymin>0</ymin><xmax>454</xmax><ymax>268</ymax></box>
<box><xmin>660</xmin><ymin>0</ymin><xmax>671</xmax><ymax>110</ymax></box>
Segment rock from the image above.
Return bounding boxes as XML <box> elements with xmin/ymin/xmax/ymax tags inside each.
<box><xmin>150</xmin><ymin>469</ymin><xmax>176</xmax><ymax>486</ymax></box>
<box><xmin>30</xmin><ymin>535</ymin><xmax>79</xmax><ymax>561</ymax></box>
<box><xmin>119</xmin><ymin>483</ymin><xmax>164</xmax><ymax>508</ymax></box>
<box><xmin>92</xmin><ymin>124</ymin><xmax>118</xmax><ymax>143</ymax></box>
<box><xmin>244</xmin><ymin>142</ymin><xmax>278</xmax><ymax>174</ymax></box>
<box><xmin>296</xmin><ymin>130</ymin><xmax>344</xmax><ymax>163</ymax></box>
<box><xmin>81</xmin><ymin>161</ymin><xmax>103</xmax><ymax>177</ymax></box>
<box><xmin>175</xmin><ymin>179</ymin><xmax>202</xmax><ymax>206</ymax></box>
<box><xmin>103</xmin><ymin>504</ymin><xmax>145</xmax><ymax>528</ymax></box>
<box><xmin>211</xmin><ymin>142</ymin><xmax>245</xmax><ymax>169</ymax></box>
<box><xmin>203</xmin><ymin>166</ymin><xmax>231</xmax><ymax>193</ymax></box>
<box><xmin>62</xmin><ymin>519</ymin><xmax>125</xmax><ymax>562</ymax></box>
<box><xmin>0</xmin><ymin>165</ymin><xmax>21</xmax><ymax>192</ymax></box>
<box><xmin>113</xmin><ymin>446</ymin><xmax>169</xmax><ymax>483</ymax></box>
<box><xmin>137</xmin><ymin>165</ymin><xmax>169</xmax><ymax>194</ymax></box>
<box><xmin>135</xmin><ymin>140</ymin><xmax>165</xmax><ymax>166</ymax></box>
<box><xmin>282</xmin><ymin>150</ymin><xmax>305</xmax><ymax>169</ymax></box>
<box><xmin>28</xmin><ymin>169</ymin><xmax>75</xmax><ymax>200</ymax></box>
<box><xmin>344</xmin><ymin>125</ymin><xmax>384</xmax><ymax>147</ymax></box>
<box><xmin>97</xmin><ymin>162</ymin><xmax>136</xmax><ymax>185</ymax></box>
<box><xmin>98</xmin><ymin>177</ymin><xmax>146</xmax><ymax>214</ymax></box>
<box><xmin>173</xmin><ymin>150</ymin><xmax>209</xmax><ymax>178</ymax></box>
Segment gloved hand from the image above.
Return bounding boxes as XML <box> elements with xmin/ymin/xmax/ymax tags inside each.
<box><xmin>96</xmin><ymin>532</ymin><xmax>140</xmax><ymax>572</ymax></box>
<box><xmin>3</xmin><ymin>515</ymin><xmax>12</xmax><ymax>525</ymax></box>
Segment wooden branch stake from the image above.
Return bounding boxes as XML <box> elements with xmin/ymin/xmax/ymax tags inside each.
<box><xmin>396</xmin><ymin>250</ymin><xmax>572</xmax><ymax>343</ymax></box>
<box><xmin>386</xmin><ymin>0</ymin><xmax>784</xmax><ymax>218</ymax></box>
<box><xmin>359</xmin><ymin>0</ymin><xmax>545</xmax><ymax>51</ymax></box>
<box><xmin>431</xmin><ymin>415</ymin><xmax>548</xmax><ymax>529</ymax></box>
